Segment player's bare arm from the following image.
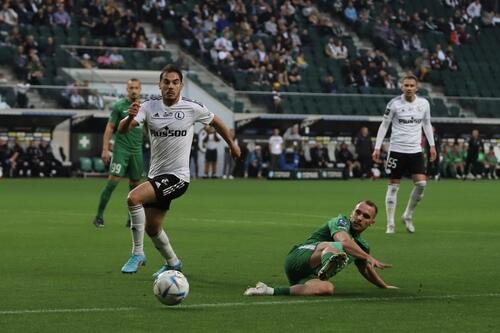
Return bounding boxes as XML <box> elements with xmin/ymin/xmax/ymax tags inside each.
<box><xmin>333</xmin><ymin>231</ymin><xmax>391</xmax><ymax>269</ymax></box>
<box><xmin>118</xmin><ymin>101</ymin><xmax>140</xmax><ymax>134</ymax></box>
<box><xmin>101</xmin><ymin>122</ymin><xmax>115</xmax><ymax>163</ymax></box>
<box><xmin>355</xmin><ymin>261</ymin><xmax>398</xmax><ymax>289</ymax></box>
<box><xmin>210</xmin><ymin>115</ymin><xmax>241</xmax><ymax>159</ymax></box>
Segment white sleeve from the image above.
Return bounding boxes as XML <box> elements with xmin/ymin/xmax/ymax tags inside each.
<box><xmin>374</xmin><ymin>104</ymin><xmax>393</xmax><ymax>150</ymax></box>
<box><xmin>193</xmin><ymin>101</ymin><xmax>215</xmax><ymax>125</ymax></box>
<box><xmin>422</xmin><ymin>101</ymin><xmax>435</xmax><ymax>146</ymax></box>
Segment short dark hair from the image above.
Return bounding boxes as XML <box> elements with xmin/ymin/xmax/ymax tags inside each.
<box><xmin>361</xmin><ymin>200</ymin><xmax>378</xmax><ymax>216</ymax></box>
<box><xmin>401</xmin><ymin>74</ymin><xmax>418</xmax><ymax>83</ymax></box>
<box><xmin>128</xmin><ymin>78</ymin><xmax>141</xmax><ymax>83</ymax></box>
<box><xmin>160</xmin><ymin>65</ymin><xmax>183</xmax><ymax>82</ymax></box>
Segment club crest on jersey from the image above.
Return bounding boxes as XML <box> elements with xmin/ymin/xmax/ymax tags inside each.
<box><xmin>175</xmin><ymin>111</ymin><xmax>185</xmax><ymax>120</ymax></box>
<box><xmin>336</xmin><ymin>218</ymin><xmax>348</xmax><ymax>229</ymax></box>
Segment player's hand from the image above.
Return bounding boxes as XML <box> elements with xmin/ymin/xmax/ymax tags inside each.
<box><xmin>101</xmin><ymin>150</ymin><xmax>111</xmax><ymax>164</ymax></box>
<box><xmin>372</xmin><ymin>149</ymin><xmax>381</xmax><ymax>163</ymax></box>
<box><xmin>429</xmin><ymin>146</ymin><xmax>437</xmax><ymax>162</ymax></box>
<box><xmin>367</xmin><ymin>257</ymin><xmax>392</xmax><ymax>270</ymax></box>
<box><xmin>230</xmin><ymin>143</ymin><xmax>241</xmax><ymax>159</ymax></box>
<box><xmin>128</xmin><ymin>101</ymin><xmax>140</xmax><ymax>118</ymax></box>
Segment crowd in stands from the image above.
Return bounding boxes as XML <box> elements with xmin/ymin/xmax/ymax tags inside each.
<box><xmin>0</xmin><ymin>137</ymin><xmax>65</xmax><ymax>178</ymax></box>
<box><xmin>233</xmin><ymin>125</ymin><xmax>499</xmax><ymax>180</ymax></box>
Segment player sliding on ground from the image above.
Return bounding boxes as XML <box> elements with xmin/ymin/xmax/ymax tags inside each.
<box><xmin>244</xmin><ymin>200</ymin><xmax>397</xmax><ymax>296</ymax></box>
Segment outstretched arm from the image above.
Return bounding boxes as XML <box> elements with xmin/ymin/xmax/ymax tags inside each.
<box><xmin>118</xmin><ymin>101</ymin><xmax>140</xmax><ymax>134</ymax></box>
<box><xmin>333</xmin><ymin>231</ymin><xmax>392</xmax><ymax>270</ymax></box>
<box><xmin>210</xmin><ymin>115</ymin><xmax>241</xmax><ymax>159</ymax></box>
<box><xmin>356</xmin><ymin>261</ymin><xmax>398</xmax><ymax>289</ymax></box>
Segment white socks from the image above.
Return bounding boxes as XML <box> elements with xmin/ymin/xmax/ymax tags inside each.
<box><xmin>129</xmin><ymin>204</ymin><xmax>145</xmax><ymax>256</ymax></box>
<box><xmin>404</xmin><ymin>180</ymin><xmax>427</xmax><ymax>218</ymax></box>
<box><xmin>151</xmin><ymin>230</ymin><xmax>179</xmax><ymax>266</ymax></box>
<box><xmin>385</xmin><ymin>184</ymin><xmax>400</xmax><ymax>226</ymax></box>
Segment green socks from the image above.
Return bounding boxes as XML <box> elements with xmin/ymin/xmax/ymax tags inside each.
<box><xmin>96</xmin><ymin>180</ymin><xmax>119</xmax><ymax>218</ymax></box>
<box><xmin>273</xmin><ymin>287</ymin><xmax>290</xmax><ymax>296</ymax></box>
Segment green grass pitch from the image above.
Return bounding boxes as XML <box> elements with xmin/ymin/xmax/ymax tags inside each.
<box><xmin>1</xmin><ymin>178</ymin><xmax>500</xmax><ymax>332</ymax></box>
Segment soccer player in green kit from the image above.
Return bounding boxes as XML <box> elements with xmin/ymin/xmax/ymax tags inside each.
<box><xmin>244</xmin><ymin>201</ymin><xmax>397</xmax><ymax>296</ymax></box>
<box><xmin>93</xmin><ymin>78</ymin><xmax>144</xmax><ymax>228</ymax></box>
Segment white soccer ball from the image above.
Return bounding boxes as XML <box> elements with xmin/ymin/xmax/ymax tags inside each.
<box><xmin>153</xmin><ymin>270</ymin><xmax>189</xmax><ymax>306</ymax></box>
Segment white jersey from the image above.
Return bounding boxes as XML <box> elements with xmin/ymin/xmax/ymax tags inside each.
<box><xmin>135</xmin><ymin>97</ymin><xmax>214</xmax><ymax>182</ymax></box>
<box><xmin>375</xmin><ymin>94</ymin><xmax>434</xmax><ymax>154</ymax></box>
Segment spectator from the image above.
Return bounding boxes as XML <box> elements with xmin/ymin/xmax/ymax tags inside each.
<box><xmin>15</xmin><ymin>83</ymin><xmax>30</xmax><ymax>108</ymax></box>
<box><xmin>354</xmin><ymin>127</ymin><xmax>373</xmax><ymax>178</ymax></box>
<box><xmin>322</xmin><ymin>75</ymin><xmax>338</xmax><ymax>94</ymax></box>
<box><xmin>410</xmin><ymin>33</ymin><xmax>423</xmax><ymax>52</ymax></box>
<box><xmin>309</xmin><ymin>142</ymin><xmax>330</xmax><ymax>168</ymax></box>
<box><xmin>344</xmin><ymin>1</ymin><xmax>358</xmax><ymax>25</ymax></box>
<box><xmin>415</xmin><ymin>49</ymin><xmax>431</xmax><ymax>81</ymax></box>
<box><xmin>0</xmin><ymin>2</ymin><xmax>18</xmax><ymax>26</ymax></box>
<box><xmin>150</xmin><ymin>31</ymin><xmax>167</xmax><ymax>50</ymax></box>
<box><xmin>51</xmin><ymin>4</ymin><xmax>72</xmax><ymax>28</ymax></box>
<box><xmin>69</xmin><ymin>89</ymin><xmax>85</xmax><ymax>108</ymax></box>
<box><xmin>109</xmin><ymin>49</ymin><xmax>125</xmax><ymax>68</ymax></box>
<box><xmin>244</xmin><ymin>145</ymin><xmax>263</xmax><ymax>178</ymax></box>
<box><xmin>484</xmin><ymin>146</ymin><xmax>499</xmax><ymax>180</ymax></box>
<box><xmin>447</xmin><ymin>143</ymin><xmax>465</xmax><ymax>179</ymax></box>
<box><xmin>335</xmin><ymin>142</ymin><xmax>361</xmax><ymax>178</ymax></box>
<box><xmin>203</xmin><ymin>125</ymin><xmax>220</xmax><ymax>178</ymax></box>
<box><xmin>466</xmin><ymin>0</ymin><xmax>482</xmax><ymax>20</ymax></box>
<box><xmin>79</xmin><ymin>8</ymin><xmax>96</xmax><ymax>30</ymax></box>
<box><xmin>325</xmin><ymin>37</ymin><xmax>337</xmax><ymax>59</ymax></box>
<box><xmin>272</xmin><ymin>82</ymin><xmax>283</xmax><ymax>113</ymax></box>
<box><xmin>268</xmin><ymin>128</ymin><xmax>284</xmax><ymax>170</ymax></box>
<box><xmin>87</xmin><ymin>90</ymin><xmax>104</xmax><ymax>110</ymax></box>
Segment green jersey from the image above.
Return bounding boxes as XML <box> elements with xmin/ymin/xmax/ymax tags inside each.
<box><xmin>302</xmin><ymin>214</ymin><xmax>370</xmax><ymax>265</ymax></box>
<box><xmin>109</xmin><ymin>99</ymin><xmax>143</xmax><ymax>153</ymax></box>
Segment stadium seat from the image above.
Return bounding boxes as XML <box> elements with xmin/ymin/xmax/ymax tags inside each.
<box><xmin>80</xmin><ymin>157</ymin><xmax>93</xmax><ymax>173</ymax></box>
<box><xmin>92</xmin><ymin>158</ymin><xmax>106</xmax><ymax>173</ymax></box>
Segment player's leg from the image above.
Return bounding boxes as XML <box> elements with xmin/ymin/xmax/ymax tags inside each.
<box><xmin>311</xmin><ymin>242</ymin><xmax>348</xmax><ymax>281</ymax></box>
<box><xmin>385</xmin><ymin>152</ymin><xmax>404</xmax><ymax>234</ymax></box>
<box><xmin>145</xmin><ymin>207</ymin><xmax>183</xmax><ymax>279</ymax></box>
<box><xmin>121</xmin><ymin>182</ymin><xmax>157</xmax><ymax>273</ymax></box>
<box><xmin>94</xmin><ymin>174</ymin><xmax>121</xmax><ymax>227</ymax></box>
<box><xmin>126</xmin><ymin>152</ymin><xmax>144</xmax><ymax>227</ymax></box>
<box><xmin>243</xmin><ymin>279</ymin><xmax>335</xmax><ymax>296</ymax></box>
<box><xmin>402</xmin><ymin>153</ymin><xmax>427</xmax><ymax>233</ymax></box>
<box><xmin>94</xmin><ymin>150</ymin><xmax>128</xmax><ymax>227</ymax></box>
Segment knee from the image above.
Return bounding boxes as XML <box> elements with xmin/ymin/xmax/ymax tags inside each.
<box><xmin>316</xmin><ymin>283</ymin><xmax>335</xmax><ymax>296</ymax></box>
<box><xmin>127</xmin><ymin>191</ymin><xmax>142</xmax><ymax>206</ymax></box>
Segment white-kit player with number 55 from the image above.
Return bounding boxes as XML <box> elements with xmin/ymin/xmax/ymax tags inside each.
<box><xmin>372</xmin><ymin>74</ymin><xmax>436</xmax><ymax>234</ymax></box>
<box><xmin>118</xmin><ymin>65</ymin><xmax>241</xmax><ymax>276</ymax></box>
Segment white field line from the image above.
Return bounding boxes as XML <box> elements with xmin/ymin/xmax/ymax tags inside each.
<box><xmin>1</xmin><ymin>209</ymin><xmax>499</xmax><ymax>236</ymax></box>
<box><xmin>1</xmin><ymin>293</ymin><xmax>500</xmax><ymax>315</ymax></box>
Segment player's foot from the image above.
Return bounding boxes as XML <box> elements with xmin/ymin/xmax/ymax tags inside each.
<box><xmin>386</xmin><ymin>224</ymin><xmax>395</xmax><ymax>234</ymax></box>
<box><xmin>125</xmin><ymin>217</ymin><xmax>131</xmax><ymax>228</ymax></box>
<box><xmin>93</xmin><ymin>217</ymin><xmax>104</xmax><ymax>228</ymax></box>
<box><xmin>152</xmin><ymin>260</ymin><xmax>183</xmax><ymax>280</ymax></box>
<box><xmin>121</xmin><ymin>254</ymin><xmax>146</xmax><ymax>274</ymax></box>
<box><xmin>243</xmin><ymin>282</ymin><xmax>274</xmax><ymax>296</ymax></box>
<box><xmin>317</xmin><ymin>252</ymin><xmax>348</xmax><ymax>281</ymax></box>
<box><xmin>402</xmin><ymin>215</ymin><xmax>415</xmax><ymax>233</ymax></box>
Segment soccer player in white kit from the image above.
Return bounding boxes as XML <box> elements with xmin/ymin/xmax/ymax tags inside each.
<box><xmin>118</xmin><ymin>65</ymin><xmax>241</xmax><ymax>275</ymax></box>
<box><xmin>372</xmin><ymin>74</ymin><xmax>436</xmax><ymax>234</ymax></box>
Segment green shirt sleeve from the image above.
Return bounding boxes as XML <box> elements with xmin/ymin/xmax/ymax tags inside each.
<box><xmin>327</xmin><ymin>214</ymin><xmax>350</xmax><ymax>237</ymax></box>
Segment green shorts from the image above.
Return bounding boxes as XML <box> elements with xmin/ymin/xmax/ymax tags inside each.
<box><xmin>284</xmin><ymin>242</ymin><xmax>344</xmax><ymax>285</ymax></box>
<box><xmin>109</xmin><ymin>149</ymin><xmax>144</xmax><ymax>179</ymax></box>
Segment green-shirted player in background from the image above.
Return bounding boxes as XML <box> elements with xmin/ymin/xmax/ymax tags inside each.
<box><xmin>244</xmin><ymin>200</ymin><xmax>397</xmax><ymax>296</ymax></box>
<box><xmin>93</xmin><ymin>78</ymin><xmax>144</xmax><ymax>228</ymax></box>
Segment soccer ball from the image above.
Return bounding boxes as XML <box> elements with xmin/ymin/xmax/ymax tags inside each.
<box><xmin>153</xmin><ymin>270</ymin><xmax>189</xmax><ymax>306</ymax></box>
